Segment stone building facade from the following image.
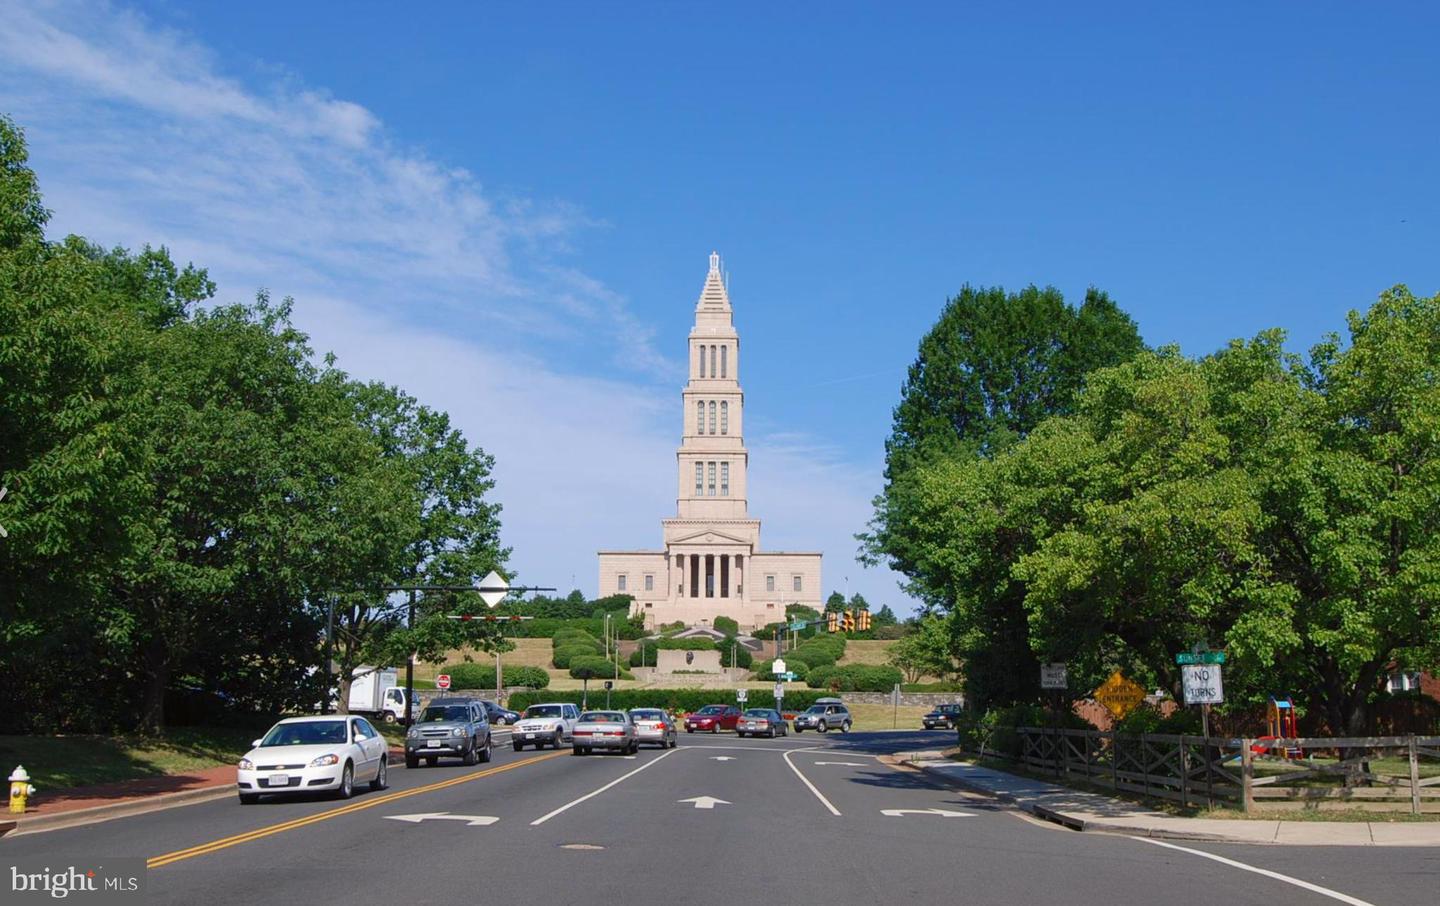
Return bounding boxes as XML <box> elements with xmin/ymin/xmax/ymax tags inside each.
<box><xmin>597</xmin><ymin>252</ymin><xmax>822</xmax><ymax>630</ymax></box>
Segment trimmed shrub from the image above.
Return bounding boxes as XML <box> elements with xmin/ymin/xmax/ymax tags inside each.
<box><xmin>443</xmin><ymin>663</ymin><xmax>552</xmax><ymax>691</ymax></box>
<box><xmin>553</xmin><ymin>643</ymin><xmax>601</xmax><ymax>669</ymax></box>
<box><xmin>804</xmin><ymin>664</ymin><xmax>902</xmax><ymax>692</ymax></box>
<box><xmin>901</xmin><ymin>681</ymin><xmax>965</xmax><ymax>692</ymax></box>
<box><xmin>712</xmin><ymin>616</ymin><xmax>739</xmax><ymax>635</ymax></box>
<box><xmin>567</xmin><ymin>656</ymin><xmax>634</xmax><ymax>680</ymax></box>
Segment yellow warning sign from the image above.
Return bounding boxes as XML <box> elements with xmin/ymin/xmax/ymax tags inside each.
<box><xmin>1093</xmin><ymin>671</ymin><xmax>1146</xmax><ymax>719</ymax></box>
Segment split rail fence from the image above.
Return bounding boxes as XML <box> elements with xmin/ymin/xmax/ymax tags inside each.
<box><xmin>998</xmin><ymin>727</ymin><xmax>1440</xmax><ymax>814</ymax></box>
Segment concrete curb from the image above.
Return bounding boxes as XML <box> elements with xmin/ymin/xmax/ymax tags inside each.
<box><xmin>9</xmin><ymin>748</ymin><xmax>416</xmax><ymax>837</ymax></box>
<box><xmin>897</xmin><ymin>755</ymin><xmax>1245</xmax><ymax>844</ymax></box>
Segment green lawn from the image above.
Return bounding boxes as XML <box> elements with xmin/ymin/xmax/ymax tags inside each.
<box><xmin>0</xmin><ymin>726</ymin><xmax>264</xmax><ymax>791</ymax></box>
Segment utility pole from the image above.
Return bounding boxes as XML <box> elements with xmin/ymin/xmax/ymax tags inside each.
<box><xmin>322</xmin><ymin>598</ymin><xmax>335</xmax><ymax>715</ymax></box>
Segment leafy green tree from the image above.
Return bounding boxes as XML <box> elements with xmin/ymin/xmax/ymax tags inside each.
<box><xmin>824</xmin><ymin>591</ymin><xmax>846</xmax><ymax>613</ymax></box>
<box><xmin>886</xmin><ymin>616</ymin><xmax>958</xmax><ymax>684</ymax></box>
<box><xmin>872</xmin><ymin>604</ymin><xmax>899</xmax><ymax>626</ymax></box>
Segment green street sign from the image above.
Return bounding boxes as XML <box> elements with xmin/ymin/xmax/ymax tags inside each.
<box><xmin>788</xmin><ymin>622</ymin><xmax>808</xmax><ymax>631</ymax></box>
<box><xmin>1176</xmin><ymin>652</ymin><xmax>1226</xmax><ymax>665</ymax></box>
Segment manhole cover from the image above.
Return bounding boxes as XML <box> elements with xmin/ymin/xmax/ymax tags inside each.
<box><xmin>558</xmin><ymin>843</ymin><xmax>606</xmax><ymax>851</ymax></box>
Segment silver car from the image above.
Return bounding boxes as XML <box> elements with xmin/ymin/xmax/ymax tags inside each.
<box><xmin>736</xmin><ymin>708</ymin><xmax>788</xmax><ymax>738</ymax></box>
<box><xmin>628</xmin><ymin>708</ymin><xmax>678</xmax><ymax>748</ymax></box>
<box><xmin>571</xmin><ymin>710</ymin><xmax>638</xmax><ymax>755</ymax></box>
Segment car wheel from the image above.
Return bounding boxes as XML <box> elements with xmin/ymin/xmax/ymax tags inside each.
<box><xmin>841</xmin><ymin>721</ymin><xmax>851</xmax><ymax>734</ymax></box>
<box><xmin>686</xmin><ymin>727</ymin><xmax>693</xmax><ymax>733</ymax></box>
<box><xmin>425</xmin><ymin>757</ymin><xmax>437</xmax><ymax>767</ymax></box>
<box><xmin>405</xmin><ymin>754</ymin><xmax>418</xmax><ymax>768</ymax></box>
<box><xmin>553</xmin><ymin>731</ymin><xmax>563</xmax><ymax>750</ymax></box>
<box><xmin>630</xmin><ymin>740</ymin><xmax>639</xmax><ymax>755</ymax></box>
<box><xmin>818</xmin><ymin>721</ymin><xmax>828</xmax><ymax>734</ymax></box>
<box><xmin>795</xmin><ymin>727</ymin><xmax>804</xmax><ymax>734</ymax></box>
<box><xmin>480</xmin><ymin>737</ymin><xmax>493</xmax><ymax>763</ymax></box>
<box><xmin>336</xmin><ymin>763</ymin><xmax>354</xmax><ymax>800</ymax></box>
<box><xmin>239</xmin><ymin>793</ymin><xmax>260</xmax><ymax>805</ymax></box>
<box><xmin>383</xmin><ymin>712</ymin><xmax>396</xmax><ymax>724</ymax></box>
<box><xmin>513</xmin><ymin>742</ymin><xmax>524</xmax><ymax>752</ymax></box>
<box><xmin>571</xmin><ymin>746</ymin><xmax>584</xmax><ymax>756</ymax></box>
<box><xmin>371</xmin><ymin>758</ymin><xmax>388</xmax><ymax>791</ymax></box>
<box><xmin>462</xmin><ymin>740</ymin><xmax>477</xmax><ymax>765</ymax></box>
<box><xmin>711</xmin><ymin>725</ymin><xmax>718</xmax><ymax>734</ymax></box>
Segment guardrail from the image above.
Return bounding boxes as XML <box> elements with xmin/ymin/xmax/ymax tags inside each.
<box><xmin>1000</xmin><ymin>727</ymin><xmax>1440</xmax><ymax>814</ymax></box>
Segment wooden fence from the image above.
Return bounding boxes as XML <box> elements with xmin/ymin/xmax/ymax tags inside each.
<box><xmin>1004</xmin><ymin>727</ymin><xmax>1440</xmax><ymax>814</ymax></box>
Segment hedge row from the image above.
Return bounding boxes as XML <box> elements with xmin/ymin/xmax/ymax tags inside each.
<box><xmin>628</xmin><ymin>637</ymin><xmax>753</xmax><ymax>669</ymax></box>
<box><xmin>752</xmin><ymin>634</ymin><xmax>845</xmax><ymax>678</ymax></box>
<box><xmin>567</xmin><ymin>656</ymin><xmax>635</xmax><ymax>680</ymax></box>
<box><xmin>442</xmin><ymin>663</ymin><xmax>550</xmax><ymax>691</ymax></box>
<box><xmin>507</xmin><ymin>688</ymin><xmax>835</xmax><ymax>715</ymax></box>
<box><xmin>805</xmin><ymin>664</ymin><xmax>903</xmax><ymax>692</ymax></box>
<box><xmin>491</xmin><ymin>617</ymin><xmax>646</xmax><ymax>640</ymax></box>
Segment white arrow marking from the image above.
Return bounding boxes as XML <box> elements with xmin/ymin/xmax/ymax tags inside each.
<box><xmin>385</xmin><ymin>813</ymin><xmax>499</xmax><ymax>826</ymax></box>
<box><xmin>709</xmin><ymin>756</ymin><xmax>736</xmax><ymax>761</ymax></box>
<box><xmin>812</xmin><ymin>761</ymin><xmax>865</xmax><ymax>766</ymax></box>
<box><xmin>678</xmin><ymin>796</ymin><xmax>731</xmax><ymax>810</ymax></box>
<box><xmin>881</xmin><ymin>808</ymin><xmax>976</xmax><ymax>818</ymax></box>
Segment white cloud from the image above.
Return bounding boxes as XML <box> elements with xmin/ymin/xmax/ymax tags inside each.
<box><xmin>0</xmin><ymin>0</ymin><xmax>917</xmax><ymax>615</ymax></box>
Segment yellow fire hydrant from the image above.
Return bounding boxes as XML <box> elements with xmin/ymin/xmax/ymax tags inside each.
<box><xmin>9</xmin><ymin>765</ymin><xmax>35</xmax><ymax>814</ymax></box>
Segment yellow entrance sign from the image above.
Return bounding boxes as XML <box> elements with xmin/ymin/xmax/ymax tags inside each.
<box><xmin>1093</xmin><ymin>671</ymin><xmax>1146</xmax><ymax>719</ymax></box>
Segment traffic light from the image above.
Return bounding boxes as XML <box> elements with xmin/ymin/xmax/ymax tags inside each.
<box><xmin>841</xmin><ymin>610</ymin><xmax>855</xmax><ymax>633</ymax></box>
<box><xmin>856</xmin><ymin>609</ymin><xmax>871</xmax><ymax>632</ymax></box>
<box><xmin>826</xmin><ymin>611</ymin><xmax>839</xmax><ymax>633</ymax></box>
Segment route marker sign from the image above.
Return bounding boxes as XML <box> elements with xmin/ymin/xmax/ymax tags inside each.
<box><xmin>1093</xmin><ymin>671</ymin><xmax>1146</xmax><ymax>719</ymax></box>
<box><xmin>1181</xmin><ymin>664</ymin><xmax>1224</xmax><ymax>705</ymax></box>
<box><xmin>435</xmin><ymin>674</ymin><xmax>451</xmax><ymax>690</ymax></box>
<box><xmin>678</xmin><ymin>796</ymin><xmax>730</xmax><ymax>810</ymax></box>
<box><xmin>736</xmin><ymin>689</ymin><xmax>748</xmax><ymax>703</ymax></box>
<box><xmin>772</xmin><ymin>659</ymin><xmax>787</xmax><ymax>676</ymax></box>
<box><xmin>1040</xmin><ymin>663</ymin><xmax>1068</xmax><ymax>690</ymax></box>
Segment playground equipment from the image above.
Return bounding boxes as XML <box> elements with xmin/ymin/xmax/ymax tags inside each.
<box><xmin>1253</xmin><ymin>695</ymin><xmax>1301</xmax><ymax>758</ymax></box>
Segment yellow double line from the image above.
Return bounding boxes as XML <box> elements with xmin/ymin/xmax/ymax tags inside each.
<box><xmin>148</xmin><ymin>751</ymin><xmax>565</xmax><ymax>869</ymax></box>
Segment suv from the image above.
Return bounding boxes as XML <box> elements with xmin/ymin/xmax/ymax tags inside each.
<box><xmin>923</xmin><ymin>703</ymin><xmax>964</xmax><ymax>730</ymax></box>
<box><xmin>513</xmin><ymin>702</ymin><xmax>580</xmax><ymax>750</ymax></box>
<box><xmin>406</xmin><ymin>696</ymin><xmax>492</xmax><ymax>767</ymax></box>
<box><xmin>793</xmin><ymin>698</ymin><xmax>851</xmax><ymax>734</ymax></box>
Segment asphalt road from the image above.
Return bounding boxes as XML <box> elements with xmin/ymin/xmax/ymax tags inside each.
<box><xmin>3</xmin><ymin>729</ymin><xmax>1434</xmax><ymax>905</ymax></box>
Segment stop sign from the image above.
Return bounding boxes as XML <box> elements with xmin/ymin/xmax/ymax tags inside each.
<box><xmin>436</xmin><ymin>674</ymin><xmax>451</xmax><ymax>690</ymax></box>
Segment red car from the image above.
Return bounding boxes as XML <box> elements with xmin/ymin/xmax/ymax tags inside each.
<box><xmin>685</xmin><ymin>704</ymin><xmax>741</xmax><ymax>733</ymax></box>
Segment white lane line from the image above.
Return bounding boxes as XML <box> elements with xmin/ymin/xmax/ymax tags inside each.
<box><xmin>530</xmin><ymin>749</ymin><xmax>681</xmax><ymax>826</ymax></box>
<box><xmin>1131</xmin><ymin>838</ymin><xmax>1378</xmax><ymax>906</ymax></box>
<box><xmin>782</xmin><ymin>747</ymin><xmax>841</xmax><ymax>817</ymax></box>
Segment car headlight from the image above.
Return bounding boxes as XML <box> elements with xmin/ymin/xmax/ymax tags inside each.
<box><xmin>309</xmin><ymin>754</ymin><xmax>340</xmax><ymax>767</ymax></box>
<box><xmin>407</xmin><ymin>727</ymin><xmax>419</xmax><ymax>738</ymax></box>
<box><xmin>238</xmin><ymin>758</ymin><xmax>254</xmax><ymax>771</ymax></box>
<box><xmin>452</xmin><ymin>727</ymin><xmax>465</xmax><ymax>737</ymax></box>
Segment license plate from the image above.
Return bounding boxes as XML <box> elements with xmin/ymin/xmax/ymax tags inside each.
<box><xmin>268</xmin><ymin>774</ymin><xmax>289</xmax><ymax>786</ymax></box>
<box><xmin>526</xmin><ymin>733</ymin><xmax>538</xmax><ymax>739</ymax></box>
<box><xmin>426</xmin><ymin>740</ymin><xmax>442</xmax><ymax>748</ymax></box>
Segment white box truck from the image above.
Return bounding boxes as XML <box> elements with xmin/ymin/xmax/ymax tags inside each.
<box><xmin>347</xmin><ymin>667</ymin><xmax>421</xmax><ymax>723</ymax></box>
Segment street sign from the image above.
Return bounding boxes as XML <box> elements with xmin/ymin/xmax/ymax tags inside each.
<box><xmin>1181</xmin><ymin>664</ymin><xmax>1224</xmax><ymax>705</ymax></box>
<box><xmin>781</xmin><ymin>672</ymin><xmax>797</xmax><ymax>681</ymax></box>
<box><xmin>435</xmin><ymin>674</ymin><xmax>451</xmax><ymax>690</ymax></box>
<box><xmin>1175</xmin><ymin>652</ymin><xmax>1227</xmax><ymax>665</ymax></box>
<box><xmin>736</xmin><ymin>689</ymin><xmax>748</xmax><ymax>702</ymax></box>
<box><xmin>603</xmin><ymin>680</ymin><xmax>614</xmax><ymax>690</ymax></box>
<box><xmin>1040</xmin><ymin>663</ymin><xmax>1068</xmax><ymax>690</ymax></box>
<box><xmin>789</xmin><ymin>621</ymin><xmax>807</xmax><ymax>632</ymax></box>
<box><xmin>772</xmin><ymin>658</ymin><xmax>786</xmax><ymax>676</ymax></box>
<box><xmin>1093</xmin><ymin>671</ymin><xmax>1145</xmax><ymax>719</ymax></box>
<box><xmin>773</xmin><ymin>682</ymin><xmax>784</xmax><ymax>700</ymax></box>
<box><xmin>477</xmin><ymin>570</ymin><xmax>508</xmax><ymax>608</ymax></box>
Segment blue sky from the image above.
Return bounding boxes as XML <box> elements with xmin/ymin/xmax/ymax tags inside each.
<box><xmin>3</xmin><ymin>2</ymin><xmax>1438</xmax><ymax>615</ymax></box>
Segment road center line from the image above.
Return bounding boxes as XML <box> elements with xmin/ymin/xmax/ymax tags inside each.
<box><xmin>782</xmin><ymin>747</ymin><xmax>841</xmax><ymax>817</ymax></box>
<box><xmin>530</xmin><ymin>748</ymin><xmax>681</xmax><ymax>826</ymax></box>
<box><xmin>1130</xmin><ymin>838</ymin><xmax>1378</xmax><ymax>906</ymax></box>
<box><xmin>147</xmin><ymin>750</ymin><xmax>565</xmax><ymax>869</ymax></box>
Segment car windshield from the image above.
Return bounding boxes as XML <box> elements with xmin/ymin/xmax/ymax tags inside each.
<box><xmin>631</xmin><ymin>710</ymin><xmax>664</xmax><ymax>720</ymax></box>
<box><xmin>743</xmin><ymin>709</ymin><xmax>771</xmax><ymax>718</ymax></box>
<box><xmin>805</xmin><ymin>706</ymin><xmax>827</xmax><ymax>714</ymax></box>
<box><xmin>420</xmin><ymin>705</ymin><xmax>469</xmax><ymax>722</ymax></box>
<box><xmin>581</xmin><ymin>712</ymin><xmax>625</xmax><ymax>722</ymax></box>
<box><xmin>260</xmin><ymin>720</ymin><xmax>347</xmax><ymax>746</ymax></box>
<box><xmin>698</xmin><ymin>705</ymin><xmax>726</xmax><ymax>715</ymax></box>
<box><xmin>523</xmin><ymin>705</ymin><xmax>563</xmax><ymax>719</ymax></box>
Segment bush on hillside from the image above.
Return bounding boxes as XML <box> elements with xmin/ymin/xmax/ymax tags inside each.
<box><xmin>805</xmin><ymin>664</ymin><xmax>903</xmax><ymax>692</ymax></box>
<box><xmin>567</xmin><ymin>656</ymin><xmax>634</xmax><ymax>680</ymax></box>
<box><xmin>553</xmin><ymin>643</ymin><xmax>601</xmax><ymax>669</ymax></box>
<box><xmin>443</xmin><ymin>663</ymin><xmax>551</xmax><ymax>691</ymax></box>
<box><xmin>712</xmin><ymin>616</ymin><xmax>739</xmax><ymax>635</ymax></box>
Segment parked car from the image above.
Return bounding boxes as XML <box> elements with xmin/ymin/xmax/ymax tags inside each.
<box><xmin>922</xmin><ymin>703</ymin><xmax>964</xmax><ymax>730</ymax></box>
<box><xmin>572</xmin><ymin>711</ymin><xmax>639</xmax><ymax>755</ymax></box>
<box><xmin>628</xmin><ymin>708</ymin><xmax>678</xmax><ymax>748</ymax></box>
<box><xmin>736</xmin><ymin>708</ymin><xmax>788</xmax><ymax>738</ymax></box>
<box><xmin>513</xmin><ymin>702</ymin><xmax>580</xmax><ymax>750</ymax></box>
<box><xmin>793</xmin><ymin>698</ymin><xmax>851</xmax><ymax>733</ymax></box>
<box><xmin>685</xmin><ymin>704</ymin><xmax>741</xmax><ymax>733</ymax></box>
<box><xmin>405</xmin><ymin>697</ymin><xmax>493</xmax><ymax>767</ymax></box>
<box><xmin>481</xmin><ymin>700</ymin><xmax>520</xmax><ymax>725</ymax></box>
<box><xmin>237</xmin><ymin>715</ymin><xmax>388</xmax><ymax>804</ymax></box>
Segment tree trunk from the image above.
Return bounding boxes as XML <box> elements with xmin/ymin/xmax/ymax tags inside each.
<box><xmin>139</xmin><ymin>638</ymin><xmax>169</xmax><ymax>735</ymax></box>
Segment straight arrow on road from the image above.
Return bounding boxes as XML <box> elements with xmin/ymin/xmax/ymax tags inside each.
<box><xmin>385</xmin><ymin>813</ymin><xmax>500</xmax><ymax>826</ymax></box>
<box><xmin>709</xmin><ymin>756</ymin><xmax>736</xmax><ymax>761</ymax></box>
<box><xmin>881</xmin><ymin>808</ymin><xmax>976</xmax><ymax>818</ymax></box>
<box><xmin>678</xmin><ymin>796</ymin><xmax>731</xmax><ymax>810</ymax></box>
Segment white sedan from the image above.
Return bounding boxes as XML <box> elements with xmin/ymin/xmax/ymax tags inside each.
<box><xmin>237</xmin><ymin>715</ymin><xmax>389</xmax><ymax>804</ymax></box>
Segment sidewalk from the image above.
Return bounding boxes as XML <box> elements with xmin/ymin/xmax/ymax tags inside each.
<box><xmin>4</xmin><ymin>745</ymin><xmax>412</xmax><ymax>836</ymax></box>
<box><xmin>895</xmin><ymin>749</ymin><xmax>1440</xmax><ymax>847</ymax></box>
